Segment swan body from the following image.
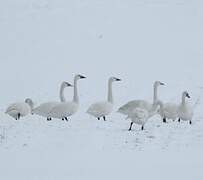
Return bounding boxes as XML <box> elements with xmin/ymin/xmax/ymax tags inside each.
<box><xmin>157</xmin><ymin>101</ymin><xmax>178</xmax><ymax>122</ymax></box>
<box><xmin>118</xmin><ymin>81</ymin><xmax>164</xmax><ymax>131</ymax></box>
<box><xmin>5</xmin><ymin>98</ymin><xmax>34</xmax><ymax>120</ymax></box>
<box><xmin>32</xmin><ymin>82</ymin><xmax>72</xmax><ymax>119</ymax></box>
<box><xmin>178</xmin><ymin>91</ymin><xmax>193</xmax><ymax>124</ymax></box>
<box><xmin>118</xmin><ymin>81</ymin><xmax>164</xmax><ymax>118</ymax></box>
<box><xmin>127</xmin><ymin>108</ymin><xmax>149</xmax><ymax>131</ymax></box>
<box><xmin>48</xmin><ymin>74</ymin><xmax>86</xmax><ymax>120</ymax></box>
<box><xmin>87</xmin><ymin>77</ymin><xmax>121</xmax><ymax>120</ymax></box>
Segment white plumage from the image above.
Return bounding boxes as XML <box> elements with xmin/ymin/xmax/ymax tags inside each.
<box><xmin>87</xmin><ymin>77</ymin><xmax>121</xmax><ymax>120</ymax></box>
<box><xmin>32</xmin><ymin>81</ymin><xmax>72</xmax><ymax>120</ymax></box>
<box><xmin>157</xmin><ymin>101</ymin><xmax>178</xmax><ymax>122</ymax></box>
<box><xmin>5</xmin><ymin>98</ymin><xmax>34</xmax><ymax>120</ymax></box>
<box><xmin>178</xmin><ymin>91</ymin><xmax>193</xmax><ymax>124</ymax></box>
<box><xmin>127</xmin><ymin>107</ymin><xmax>149</xmax><ymax>131</ymax></box>
<box><xmin>48</xmin><ymin>74</ymin><xmax>86</xmax><ymax>120</ymax></box>
<box><xmin>118</xmin><ymin>81</ymin><xmax>164</xmax><ymax>118</ymax></box>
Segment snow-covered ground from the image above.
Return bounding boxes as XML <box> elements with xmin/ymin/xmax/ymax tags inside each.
<box><xmin>0</xmin><ymin>0</ymin><xmax>203</xmax><ymax>179</ymax></box>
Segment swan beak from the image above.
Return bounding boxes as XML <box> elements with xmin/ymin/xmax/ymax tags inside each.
<box><xmin>160</xmin><ymin>82</ymin><xmax>165</xmax><ymax>85</ymax></box>
<box><xmin>186</xmin><ymin>94</ymin><xmax>191</xmax><ymax>98</ymax></box>
<box><xmin>115</xmin><ymin>78</ymin><xmax>121</xmax><ymax>81</ymax></box>
<box><xmin>79</xmin><ymin>75</ymin><xmax>86</xmax><ymax>79</ymax></box>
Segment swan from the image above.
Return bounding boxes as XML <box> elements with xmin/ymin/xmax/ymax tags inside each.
<box><xmin>87</xmin><ymin>77</ymin><xmax>121</xmax><ymax>121</ymax></box>
<box><xmin>127</xmin><ymin>107</ymin><xmax>149</xmax><ymax>131</ymax></box>
<box><xmin>47</xmin><ymin>74</ymin><xmax>86</xmax><ymax>120</ymax></box>
<box><xmin>118</xmin><ymin>81</ymin><xmax>165</xmax><ymax>117</ymax></box>
<box><xmin>156</xmin><ymin>100</ymin><xmax>178</xmax><ymax>123</ymax></box>
<box><xmin>32</xmin><ymin>81</ymin><xmax>73</xmax><ymax>121</ymax></box>
<box><xmin>5</xmin><ymin>98</ymin><xmax>34</xmax><ymax>120</ymax></box>
<box><xmin>178</xmin><ymin>91</ymin><xmax>193</xmax><ymax>124</ymax></box>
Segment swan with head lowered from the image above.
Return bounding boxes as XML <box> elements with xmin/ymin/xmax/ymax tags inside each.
<box><xmin>118</xmin><ymin>81</ymin><xmax>165</xmax><ymax>117</ymax></box>
<box><xmin>87</xmin><ymin>77</ymin><xmax>121</xmax><ymax>121</ymax></box>
<box><xmin>156</xmin><ymin>100</ymin><xmax>178</xmax><ymax>123</ymax></box>
<box><xmin>32</xmin><ymin>81</ymin><xmax>73</xmax><ymax>121</ymax></box>
<box><xmin>118</xmin><ymin>81</ymin><xmax>165</xmax><ymax>131</ymax></box>
<box><xmin>5</xmin><ymin>98</ymin><xmax>34</xmax><ymax>120</ymax></box>
<box><xmin>178</xmin><ymin>91</ymin><xmax>193</xmax><ymax>124</ymax></box>
<box><xmin>47</xmin><ymin>74</ymin><xmax>86</xmax><ymax>120</ymax></box>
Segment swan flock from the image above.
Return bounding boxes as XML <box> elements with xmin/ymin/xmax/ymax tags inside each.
<box><xmin>5</xmin><ymin>75</ymin><xmax>194</xmax><ymax>131</ymax></box>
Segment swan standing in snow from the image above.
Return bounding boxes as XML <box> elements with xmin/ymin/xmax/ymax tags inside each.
<box><xmin>127</xmin><ymin>108</ymin><xmax>149</xmax><ymax>131</ymax></box>
<box><xmin>156</xmin><ymin>100</ymin><xmax>178</xmax><ymax>123</ymax></box>
<box><xmin>47</xmin><ymin>74</ymin><xmax>86</xmax><ymax>120</ymax></box>
<box><xmin>87</xmin><ymin>77</ymin><xmax>121</xmax><ymax>121</ymax></box>
<box><xmin>178</xmin><ymin>91</ymin><xmax>193</xmax><ymax>124</ymax></box>
<box><xmin>118</xmin><ymin>81</ymin><xmax>165</xmax><ymax>131</ymax></box>
<box><xmin>5</xmin><ymin>98</ymin><xmax>34</xmax><ymax>120</ymax></box>
<box><xmin>32</xmin><ymin>82</ymin><xmax>73</xmax><ymax>121</ymax></box>
<box><xmin>118</xmin><ymin>81</ymin><xmax>165</xmax><ymax>117</ymax></box>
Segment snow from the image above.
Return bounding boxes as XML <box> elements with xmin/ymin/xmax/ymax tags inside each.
<box><xmin>0</xmin><ymin>0</ymin><xmax>203</xmax><ymax>179</ymax></box>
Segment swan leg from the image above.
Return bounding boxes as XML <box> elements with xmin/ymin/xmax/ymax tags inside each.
<box><xmin>128</xmin><ymin>122</ymin><xmax>133</xmax><ymax>131</ymax></box>
<box><xmin>65</xmin><ymin>117</ymin><xmax>69</xmax><ymax>121</ymax></box>
<box><xmin>17</xmin><ymin>113</ymin><xmax>21</xmax><ymax>120</ymax></box>
<box><xmin>141</xmin><ymin>126</ymin><xmax>144</xmax><ymax>131</ymax></box>
<box><xmin>62</xmin><ymin>118</ymin><xmax>64</xmax><ymax>121</ymax></box>
<box><xmin>163</xmin><ymin>118</ymin><xmax>167</xmax><ymax>123</ymax></box>
<box><xmin>98</xmin><ymin>117</ymin><xmax>100</xmax><ymax>120</ymax></box>
<box><xmin>47</xmin><ymin>117</ymin><xmax>52</xmax><ymax>121</ymax></box>
<box><xmin>189</xmin><ymin>120</ymin><xmax>192</xmax><ymax>125</ymax></box>
<box><xmin>103</xmin><ymin>116</ymin><xmax>106</xmax><ymax>121</ymax></box>
<box><xmin>178</xmin><ymin>118</ymin><xmax>181</xmax><ymax>123</ymax></box>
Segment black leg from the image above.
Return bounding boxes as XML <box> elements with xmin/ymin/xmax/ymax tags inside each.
<box><xmin>47</xmin><ymin>117</ymin><xmax>52</xmax><ymax>121</ymax></box>
<box><xmin>128</xmin><ymin>122</ymin><xmax>133</xmax><ymax>131</ymax></box>
<box><xmin>103</xmin><ymin>116</ymin><xmax>106</xmax><ymax>121</ymax></box>
<box><xmin>17</xmin><ymin>113</ymin><xmax>21</xmax><ymax>120</ymax></box>
<box><xmin>65</xmin><ymin>117</ymin><xmax>68</xmax><ymax>121</ymax></box>
<box><xmin>141</xmin><ymin>125</ymin><xmax>144</xmax><ymax>131</ymax></box>
<box><xmin>62</xmin><ymin>118</ymin><xmax>64</xmax><ymax>121</ymax></box>
<box><xmin>98</xmin><ymin>117</ymin><xmax>100</xmax><ymax>120</ymax></box>
<box><xmin>163</xmin><ymin>118</ymin><xmax>167</xmax><ymax>123</ymax></box>
<box><xmin>178</xmin><ymin>118</ymin><xmax>181</xmax><ymax>123</ymax></box>
<box><xmin>189</xmin><ymin>121</ymin><xmax>192</xmax><ymax>125</ymax></box>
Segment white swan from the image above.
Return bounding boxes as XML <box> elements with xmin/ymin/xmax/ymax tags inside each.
<box><xmin>127</xmin><ymin>107</ymin><xmax>149</xmax><ymax>131</ymax></box>
<box><xmin>156</xmin><ymin>100</ymin><xmax>178</xmax><ymax>123</ymax></box>
<box><xmin>32</xmin><ymin>81</ymin><xmax>73</xmax><ymax>121</ymax></box>
<box><xmin>118</xmin><ymin>81</ymin><xmax>165</xmax><ymax>117</ymax></box>
<box><xmin>47</xmin><ymin>74</ymin><xmax>86</xmax><ymax>120</ymax></box>
<box><xmin>5</xmin><ymin>98</ymin><xmax>34</xmax><ymax>120</ymax></box>
<box><xmin>178</xmin><ymin>91</ymin><xmax>193</xmax><ymax>124</ymax></box>
<box><xmin>87</xmin><ymin>77</ymin><xmax>121</xmax><ymax>121</ymax></box>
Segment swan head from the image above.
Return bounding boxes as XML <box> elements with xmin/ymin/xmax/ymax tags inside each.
<box><xmin>154</xmin><ymin>81</ymin><xmax>165</xmax><ymax>87</ymax></box>
<box><xmin>183</xmin><ymin>91</ymin><xmax>191</xmax><ymax>98</ymax></box>
<box><xmin>25</xmin><ymin>98</ymin><xmax>34</xmax><ymax>109</ymax></box>
<box><xmin>110</xmin><ymin>77</ymin><xmax>122</xmax><ymax>82</ymax></box>
<box><xmin>62</xmin><ymin>81</ymin><xmax>73</xmax><ymax>87</ymax></box>
<box><xmin>75</xmin><ymin>74</ymin><xmax>86</xmax><ymax>80</ymax></box>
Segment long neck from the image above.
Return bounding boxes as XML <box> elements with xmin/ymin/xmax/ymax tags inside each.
<box><xmin>108</xmin><ymin>80</ymin><xmax>113</xmax><ymax>103</ymax></box>
<box><xmin>153</xmin><ymin>84</ymin><xmax>158</xmax><ymax>104</ymax></box>
<box><xmin>182</xmin><ymin>94</ymin><xmax>186</xmax><ymax>105</ymax></box>
<box><xmin>60</xmin><ymin>84</ymin><xmax>66</xmax><ymax>102</ymax></box>
<box><xmin>73</xmin><ymin>78</ymin><xmax>79</xmax><ymax>103</ymax></box>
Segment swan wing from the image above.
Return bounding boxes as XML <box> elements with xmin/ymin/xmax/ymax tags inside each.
<box><xmin>118</xmin><ymin>100</ymin><xmax>151</xmax><ymax>115</ymax></box>
<box><xmin>87</xmin><ymin>102</ymin><xmax>113</xmax><ymax>117</ymax></box>
<box><xmin>32</xmin><ymin>102</ymin><xmax>60</xmax><ymax>117</ymax></box>
<box><xmin>48</xmin><ymin>102</ymin><xmax>78</xmax><ymax>118</ymax></box>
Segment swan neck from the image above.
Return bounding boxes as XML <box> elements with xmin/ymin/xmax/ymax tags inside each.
<box><xmin>73</xmin><ymin>78</ymin><xmax>79</xmax><ymax>103</ymax></box>
<box><xmin>153</xmin><ymin>84</ymin><xmax>158</xmax><ymax>104</ymax></box>
<box><xmin>108</xmin><ymin>80</ymin><xmax>113</xmax><ymax>103</ymax></box>
<box><xmin>182</xmin><ymin>94</ymin><xmax>186</xmax><ymax>105</ymax></box>
<box><xmin>60</xmin><ymin>84</ymin><xmax>66</xmax><ymax>102</ymax></box>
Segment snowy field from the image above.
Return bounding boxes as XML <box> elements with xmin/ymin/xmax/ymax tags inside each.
<box><xmin>0</xmin><ymin>0</ymin><xmax>203</xmax><ymax>179</ymax></box>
